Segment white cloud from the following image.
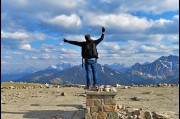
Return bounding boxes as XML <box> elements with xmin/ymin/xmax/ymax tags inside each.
<box><xmin>24</xmin><ymin>55</ymin><xmax>39</xmax><ymax>60</ymax></box>
<box><xmin>173</xmin><ymin>15</ymin><xmax>179</xmax><ymax>20</ymax></box>
<box><xmin>65</xmin><ymin>34</ymin><xmax>85</xmax><ymax>41</ymax></box>
<box><xmin>24</xmin><ymin>54</ymin><xmax>58</xmax><ymax>60</ymax></box>
<box><xmin>83</xmin><ymin>13</ymin><xmax>152</xmax><ymax>33</ymax></box>
<box><xmin>60</xmin><ymin>48</ymin><xmax>79</xmax><ymax>54</ymax></box>
<box><xmin>117</xmin><ymin>0</ymin><xmax>179</xmax><ymax>14</ymax></box>
<box><xmin>1</xmin><ymin>0</ymin><xmax>179</xmax><ymax>69</ymax></box>
<box><xmin>4</xmin><ymin>56</ymin><xmax>12</xmax><ymax>59</ymax></box>
<box><xmin>1</xmin><ymin>51</ymin><xmax>23</xmax><ymax>55</ymax></box>
<box><xmin>2</xmin><ymin>0</ymin><xmax>178</xmax><ymax>34</ymax></box>
<box><xmin>1</xmin><ymin>61</ymin><xmax>10</xmax><ymax>65</ymax></box>
<box><xmin>41</xmin><ymin>54</ymin><xmax>55</xmax><ymax>59</ymax></box>
<box><xmin>19</xmin><ymin>44</ymin><xmax>32</xmax><ymax>50</ymax></box>
<box><xmin>154</xmin><ymin>18</ymin><xmax>172</xmax><ymax>26</ymax></box>
<box><xmin>1</xmin><ymin>31</ymin><xmax>45</xmax><ymax>41</ymax></box>
<box><xmin>101</xmin><ymin>42</ymin><xmax>120</xmax><ymax>50</ymax></box>
<box><xmin>1</xmin><ymin>31</ymin><xmax>45</xmax><ymax>51</ymax></box>
<box><xmin>39</xmin><ymin>44</ymin><xmax>57</xmax><ymax>53</ymax></box>
<box><xmin>30</xmin><ymin>56</ymin><xmax>39</xmax><ymax>60</ymax></box>
<box><xmin>47</xmin><ymin>14</ymin><xmax>81</xmax><ymax>28</ymax></box>
<box><xmin>1</xmin><ymin>31</ymin><xmax>29</xmax><ymax>39</ymax></box>
<box><xmin>2</xmin><ymin>0</ymin><xmax>84</xmax><ymax>12</ymax></box>
<box><xmin>140</xmin><ymin>45</ymin><xmax>157</xmax><ymax>52</ymax></box>
<box><xmin>46</xmin><ymin>0</ymin><xmax>85</xmax><ymax>9</ymax></box>
<box><xmin>145</xmin><ymin>18</ymin><xmax>178</xmax><ymax>34</ymax></box>
<box><xmin>162</xmin><ymin>34</ymin><xmax>179</xmax><ymax>43</ymax></box>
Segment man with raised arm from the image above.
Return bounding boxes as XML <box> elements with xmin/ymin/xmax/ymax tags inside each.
<box><xmin>63</xmin><ymin>27</ymin><xmax>105</xmax><ymax>90</ymax></box>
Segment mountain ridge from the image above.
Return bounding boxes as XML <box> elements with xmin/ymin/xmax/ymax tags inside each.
<box><xmin>2</xmin><ymin>55</ymin><xmax>179</xmax><ymax>85</ymax></box>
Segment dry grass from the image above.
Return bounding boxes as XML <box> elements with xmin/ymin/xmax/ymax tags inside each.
<box><xmin>1</xmin><ymin>82</ymin><xmax>41</xmax><ymax>87</ymax></box>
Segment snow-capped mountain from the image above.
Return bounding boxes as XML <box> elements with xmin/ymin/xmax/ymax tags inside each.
<box><xmin>1</xmin><ymin>63</ymin><xmax>76</xmax><ymax>82</ymax></box>
<box><xmin>12</xmin><ymin>55</ymin><xmax>179</xmax><ymax>85</ymax></box>
<box><xmin>15</xmin><ymin>64</ymin><xmax>135</xmax><ymax>85</ymax></box>
<box><xmin>128</xmin><ymin>55</ymin><xmax>179</xmax><ymax>79</ymax></box>
<box><xmin>104</xmin><ymin>63</ymin><xmax>130</xmax><ymax>73</ymax></box>
<box><xmin>1</xmin><ymin>66</ymin><xmax>41</xmax><ymax>75</ymax></box>
<box><xmin>46</xmin><ymin>62</ymin><xmax>76</xmax><ymax>71</ymax></box>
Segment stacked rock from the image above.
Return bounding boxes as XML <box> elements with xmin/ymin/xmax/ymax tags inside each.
<box><xmin>85</xmin><ymin>92</ymin><xmax>118</xmax><ymax>119</ymax></box>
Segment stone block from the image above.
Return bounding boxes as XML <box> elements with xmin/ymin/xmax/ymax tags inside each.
<box><xmin>103</xmin><ymin>99</ymin><xmax>116</xmax><ymax>105</ymax></box>
<box><xmin>134</xmin><ymin>109</ymin><xmax>141</xmax><ymax>117</ymax></box>
<box><xmin>97</xmin><ymin>112</ymin><xmax>107</xmax><ymax>119</ymax></box>
<box><xmin>94</xmin><ymin>99</ymin><xmax>102</xmax><ymax>106</ymax></box>
<box><xmin>144</xmin><ymin>112</ymin><xmax>153</xmax><ymax>119</ymax></box>
<box><xmin>103</xmin><ymin>105</ymin><xmax>117</xmax><ymax>112</ymax></box>
<box><xmin>152</xmin><ymin>112</ymin><xmax>170</xmax><ymax>119</ymax></box>
<box><xmin>92</xmin><ymin>112</ymin><xmax>98</xmax><ymax>119</ymax></box>
<box><xmin>106</xmin><ymin>112</ymin><xmax>119</xmax><ymax>119</ymax></box>
<box><xmin>87</xmin><ymin>95</ymin><xmax>92</xmax><ymax>99</ymax></box>
<box><xmin>90</xmin><ymin>106</ymin><xmax>99</xmax><ymax>113</ymax></box>
<box><xmin>86</xmin><ymin>92</ymin><xmax>117</xmax><ymax>99</ymax></box>
<box><xmin>98</xmin><ymin>106</ymin><xmax>104</xmax><ymax>112</ymax></box>
<box><xmin>90</xmin><ymin>106</ymin><xmax>103</xmax><ymax>113</ymax></box>
<box><xmin>104</xmin><ymin>95</ymin><xmax>114</xmax><ymax>99</ymax></box>
<box><xmin>85</xmin><ymin>113</ymin><xmax>92</xmax><ymax>119</ymax></box>
<box><xmin>92</xmin><ymin>95</ymin><xmax>110</xmax><ymax>99</ymax></box>
<box><xmin>86</xmin><ymin>99</ymin><xmax>94</xmax><ymax>106</ymax></box>
<box><xmin>117</xmin><ymin>104</ymin><xmax>123</xmax><ymax>110</ymax></box>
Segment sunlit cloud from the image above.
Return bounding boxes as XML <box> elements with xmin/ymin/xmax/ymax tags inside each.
<box><xmin>1</xmin><ymin>0</ymin><xmax>179</xmax><ymax>71</ymax></box>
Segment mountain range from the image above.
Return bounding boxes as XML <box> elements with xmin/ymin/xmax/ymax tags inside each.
<box><xmin>1</xmin><ymin>62</ymin><xmax>76</xmax><ymax>82</ymax></box>
<box><xmin>2</xmin><ymin>55</ymin><xmax>179</xmax><ymax>85</ymax></box>
<box><xmin>127</xmin><ymin>55</ymin><xmax>179</xmax><ymax>81</ymax></box>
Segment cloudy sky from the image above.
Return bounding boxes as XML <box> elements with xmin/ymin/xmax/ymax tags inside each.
<box><xmin>1</xmin><ymin>0</ymin><xmax>179</xmax><ymax>72</ymax></box>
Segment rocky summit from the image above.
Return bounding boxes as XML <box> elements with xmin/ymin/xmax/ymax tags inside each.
<box><xmin>1</xmin><ymin>82</ymin><xmax>179</xmax><ymax>119</ymax></box>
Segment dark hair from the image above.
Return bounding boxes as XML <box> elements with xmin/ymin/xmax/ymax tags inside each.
<box><xmin>85</xmin><ymin>34</ymin><xmax>90</xmax><ymax>40</ymax></box>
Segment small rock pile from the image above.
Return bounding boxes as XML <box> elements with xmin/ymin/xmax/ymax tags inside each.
<box><xmin>117</xmin><ymin>105</ymin><xmax>141</xmax><ymax>119</ymax></box>
<box><xmin>144</xmin><ymin>111</ymin><xmax>170</xmax><ymax>119</ymax></box>
<box><xmin>85</xmin><ymin>86</ymin><xmax>171</xmax><ymax>119</ymax></box>
<box><xmin>85</xmin><ymin>91</ymin><xmax>142</xmax><ymax>119</ymax></box>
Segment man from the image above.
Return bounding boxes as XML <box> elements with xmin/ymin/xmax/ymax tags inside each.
<box><xmin>63</xmin><ymin>27</ymin><xmax>105</xmax><ymax>89</ymax></box>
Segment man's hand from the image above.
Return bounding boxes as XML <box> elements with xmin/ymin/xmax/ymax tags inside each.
<box><xmin>63</xmin><ymin>38</ymin><xmax>68</xmax><ymax>42</ymax></box>
<box><xmin>102</xmin><ymin>27</ymin><xmax>105</xmax><ymax>33</ymax></box>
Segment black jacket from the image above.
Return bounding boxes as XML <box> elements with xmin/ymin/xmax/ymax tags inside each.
<box><xmin>65</xmin><ymin>34</ymin><xmax>104</xmax><ymax>58</ymax></box>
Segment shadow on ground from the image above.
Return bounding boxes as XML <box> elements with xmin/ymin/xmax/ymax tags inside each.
<box><xmin>2</xmin><ymin>104</ymin><xmax>86</xmax><ymax>119</ymax></box>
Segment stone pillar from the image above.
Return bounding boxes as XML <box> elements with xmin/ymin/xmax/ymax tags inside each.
<box><xmin>85</xmin><ymin>92</ymin><xmax>118</xmax><ymax>119</ymax></box>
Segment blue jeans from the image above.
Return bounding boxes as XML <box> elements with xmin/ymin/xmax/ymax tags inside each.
<box><xmin>85</xmin><ymin>59</ymin><xmax>97</xmax><ymax>87</ymax></box>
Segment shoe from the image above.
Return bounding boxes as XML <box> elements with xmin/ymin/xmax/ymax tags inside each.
<box><xmin>84</xmin><ymin>86</ymin><xmax>91</xmax><ymax>90</ymax></box>
<box><xmin>92</xmin><ymin>85</ymin><xmax>98</xmax><ymax>89</ymax></box>
<box><xmin>91</xmin><ymin>85</ymin><xmax>98</xmax><ymax>91</ymax></box>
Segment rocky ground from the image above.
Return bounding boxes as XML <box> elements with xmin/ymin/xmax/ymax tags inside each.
<box><xmin>1</xmin><ymin>83</ymin><xmax>179</xmax><ymax>119</ymax></box>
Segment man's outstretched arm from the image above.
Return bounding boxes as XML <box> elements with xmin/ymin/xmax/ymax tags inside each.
<box><xmin>63</xmin><ymin>38</ymin><xmax>83</xmax><ymax>46</ymax></box>
<box><xmin>94</xmin><ymin>27</ymin><xmax>105</xmax><ymax>45</ymax></box>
